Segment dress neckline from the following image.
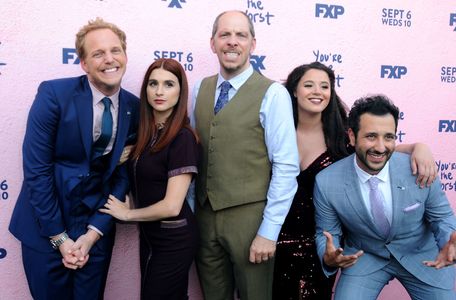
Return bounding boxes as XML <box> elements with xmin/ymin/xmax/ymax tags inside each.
<box><xmin>300</xmin><ymin>150</ymin><xmax>329</xmax><ymax>172</ymax></box>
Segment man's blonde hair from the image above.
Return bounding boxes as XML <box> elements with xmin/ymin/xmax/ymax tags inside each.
<box><xmin>75</xmin><ymin>17</ymin><xmax>126</xmax><ymax>60</ymax></box>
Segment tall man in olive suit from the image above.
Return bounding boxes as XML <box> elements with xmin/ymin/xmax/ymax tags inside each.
<box><xmin>192</xmin><ymin>10</ymin><xmax>300</xmax><ymax>300</ymax></box>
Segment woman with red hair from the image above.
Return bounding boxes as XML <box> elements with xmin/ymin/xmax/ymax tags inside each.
<box><xmin>101</xmin><ymin>58</ymin><xmax>199</xmax><ymax>300</ymax></box>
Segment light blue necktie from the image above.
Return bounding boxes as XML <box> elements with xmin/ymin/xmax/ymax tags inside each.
<box><xmin>214</xmin><ymin>81</ymin><xmax>231</xmax><ymax>114</ymax></box>
<box><xmin>93</xmin><ymin>97</ymin><xmax>113</xmax><ymax>155</ymax></box>
<box><xmin>368</xmin><ymin>177</ymin><xmax>390</xmax><ymax>238</ymax></box>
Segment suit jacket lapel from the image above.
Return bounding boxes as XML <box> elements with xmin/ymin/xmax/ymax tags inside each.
<box><xmin>345</xmin><ymin>154</ymin><xmax>387</xmax><ymax>237</ymax></box>
<box><xmin>74</xmin><ymin>76</ymin><xmax>93</xmax><ymax>160</ymax></box>
<box><xmin>104</xmin><ymin>88</ymin><xmax>132</xmax><ymax>180</ymax></box>
<box><xmin>344</xmin><ymin>156</ymin><xmax>376</xmax><ymax>229</ymax></box>
<box><xmin>389</xmin><ymin>154</ymin><xmax>406</xmax><ymax>239</ymax></box>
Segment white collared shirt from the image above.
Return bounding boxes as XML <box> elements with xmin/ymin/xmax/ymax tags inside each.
<box><xmin>353</xmin><ymin>155</ymin><xmax>393</xmax><ymax>224</ymax></box>
<box><xmin>89</xmin><ymin>82</ymin><xmax>119</xmax><ymax>154</ymax></box>
<box><xmin>190</xmin><ymin>65</ymin><xmax>300</xmax><ymax>241</ymax></box>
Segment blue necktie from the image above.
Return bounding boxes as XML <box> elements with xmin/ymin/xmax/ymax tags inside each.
<box><xmin>368</xmin><ymin>177</ymin><xmax>390</xmax><ymax>238</ymax></box>
<box><xmin>214</xmin><ymin>81</ymin><xmax>231</xmax><ymax>114</ymax></box>
<box><xmin>93</xmin><ymin>97</ymin><xmax>113</xmax><ymax>155</ymax></box>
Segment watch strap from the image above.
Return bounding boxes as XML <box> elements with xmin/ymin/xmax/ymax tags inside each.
<box><xmin>50</xmin><ymin>232</ymin><xmax>69</xmax><ymax>250</ymax></box>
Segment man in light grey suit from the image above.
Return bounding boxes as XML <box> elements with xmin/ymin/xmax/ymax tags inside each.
<box><xmin>314</xmin><ymin>95</ymin><xmax>456</xmax><ymax>299</ymax></box>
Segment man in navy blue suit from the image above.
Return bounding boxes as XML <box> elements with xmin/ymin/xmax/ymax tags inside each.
<box><xmin>9</xmin><ymin>18</ymin><xmax>139</xmax><ymax>299</ymax></box>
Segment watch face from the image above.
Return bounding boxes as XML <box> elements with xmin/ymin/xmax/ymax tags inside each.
<box><xmin>50</xmin><ymin>240</ymin><xmax>58</xmax><ymax>249</ymax></box>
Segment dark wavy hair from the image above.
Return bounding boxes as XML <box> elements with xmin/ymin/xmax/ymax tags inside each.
<box><xmin>285</xmin><ymin>61</ymin><xmax>349</xmax><ymax>160</ymax></box>
<box><xmin>348</xmin><ymin>94</ymin><xmax>399</xmax><ymax>137</ymax></box>
<box><xmin>132</xmin><ymin>58</ymin><xmax>197</xmax><ymax>159</ymax></box>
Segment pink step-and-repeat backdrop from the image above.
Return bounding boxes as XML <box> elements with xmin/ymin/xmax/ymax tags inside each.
<box><xmin>1</xmin><ymin>1</ymin><xmax>455</xmax><ymax>299</ymax></box>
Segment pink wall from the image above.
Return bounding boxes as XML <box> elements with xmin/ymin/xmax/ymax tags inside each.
<box><xmin>0</xmin><ymin>1</ymin><xmax>455</xmax><ymax>299</ymax></box>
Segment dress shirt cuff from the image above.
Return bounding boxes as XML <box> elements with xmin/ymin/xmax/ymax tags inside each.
<box><xmin>257</xmin><ymin>221</ymin><xmax>282</xmax><ymax>242</ymax></box>
<box><xmin>322</xmin><ymin>263</ymin><xmax>339</xmax><ymax>277</ymax></box>
<box><xmin>88</xmin><ymin>224</ymin><xmax>104</xmax><ymax>236</ymax></box>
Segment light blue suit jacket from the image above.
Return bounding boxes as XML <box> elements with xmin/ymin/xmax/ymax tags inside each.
<box><xmin>314</xmin><ymin>152</ymin><xmax>456</xmax><ymax>289</ymax></box>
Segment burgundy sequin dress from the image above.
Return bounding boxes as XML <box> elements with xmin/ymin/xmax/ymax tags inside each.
<box><xmin>273</xmin><ymin>151</ymin><xmax>338</xmax><ymax>300</ymax></box>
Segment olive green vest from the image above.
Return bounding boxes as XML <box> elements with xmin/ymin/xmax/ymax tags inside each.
<box><xmin>195</xmin><ymin>71</ymin><xmax>273</xmax><ymax>210</ymax></box>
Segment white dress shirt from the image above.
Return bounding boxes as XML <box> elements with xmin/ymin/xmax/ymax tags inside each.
<box><xmin>191</xmin><ymin>65</ymin><xmax>300</xmax><ymax>241</ymax></box>
<box><xmin>353</xmin><ymin>156</ymin><xmax>393</xmax><ymax>224</ymax></box>
<box><xmin>87</xmin><ymin>82</ymin><xmax>121</xmax><ymax>236</ymax></box>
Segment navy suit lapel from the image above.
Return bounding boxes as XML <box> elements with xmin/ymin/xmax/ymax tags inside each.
<box><xmin>104</xmin><ymin>88</ymin><xmax>132</xmax><ymax>180</ymax></box>
<box><xmin>74</xmin><ymin>76</ymin><xmax>93</xmax><ymax>160</ymax></box>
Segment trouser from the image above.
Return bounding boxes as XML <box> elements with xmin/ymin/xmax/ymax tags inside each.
<box><xmin>22</xmin><ymin>241</ymin><xmax>113</xmax><ymax>300</ymax></box>
<box><xmin>196</xmin><ymin>200</ymin><xmax>274</xmax><ymax>300</ymax></box>
<box><xmin>335</xmin><ymin>256</ymin><xmax>456</xmax><ymax>300</ymax></box>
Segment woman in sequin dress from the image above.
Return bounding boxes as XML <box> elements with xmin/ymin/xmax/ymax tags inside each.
<box><xmin>101</xmin><ymin>58</ymin><xmax>199</xmax><ymax>300</ymax></box>
<box><xmin>272</xmin><ymin>62</ymin><xmax>349</xmax><ymax>300</ymax></box>
<box><xmin>272</xmin><ymin>62</ymin><xmax>436</xmax><ymax>299</ymax></box>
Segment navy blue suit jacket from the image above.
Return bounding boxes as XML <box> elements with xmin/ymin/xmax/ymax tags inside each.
<box><xmin>9</xmin><ymin>75</ymin><xmax>139</xmax><ymax>253</ymax></box>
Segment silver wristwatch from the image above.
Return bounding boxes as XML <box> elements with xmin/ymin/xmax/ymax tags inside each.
<box><xmin>50</xmin><ymin>232</ymin><xmax>69</xmax><ymax>250</ymax></box>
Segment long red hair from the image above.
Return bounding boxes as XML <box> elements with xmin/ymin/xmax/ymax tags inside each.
<box><xmin>131</xmin><ymin>58</ymin><xmax>197</xmax><ymax>159</ymax></box>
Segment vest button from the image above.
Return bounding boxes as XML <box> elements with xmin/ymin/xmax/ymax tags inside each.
<box><xmin>210</xmin><ymin>136</ymin><xmax>215</xmax><ymax>140</ymax></box>
<box><xmin>209</xmin><ymin>148</ymin><xmax>214</xmax><ymax>153</ymax></box>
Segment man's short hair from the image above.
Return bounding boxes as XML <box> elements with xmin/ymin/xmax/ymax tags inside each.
<box><xmin>211</xmin><ymin>10</ymin><xmax>255</xmax><ymax>38</ymax></box>
<box><xmin>75</xmin><ymin>17</ymin><xmax>126</xmax><ymax>60</ymax></box>
<box><xmin>348</xmin><ymin>95</ymin><xmax>400</xmax><ymax>136</ymax></box>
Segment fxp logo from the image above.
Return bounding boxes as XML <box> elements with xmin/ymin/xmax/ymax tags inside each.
<box><xmin>162</xmin><ymin>0</ymin><xmax>186</xmax><ymax>9</ymax></box>
<box><xmin>250</xmin><ymin>55</ymin><xmax>266</xmax><ymax>73</ymax></box>
<box><xmin>380</xmin><ymin>65</ymin><xmax>407</xmax><ymax>79</ymax></box>
<box><xmin>450</xmin><ymin>13</ymin><xmax>456</xmax><ymax>31</ymax></box>
<box><xmin>62</xmin><ymin>48</ymin><xmax>80</xmax><ymax>64</ymax></box>
<box><xmin>315</xmin><ymin>4</ymin><xmax>344</xmax><ymax>19</ymax></box>
<box><xmin>439</xmin><ymin>120</ymin><xmax>456</xmax><ymax>132</ymax></box>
